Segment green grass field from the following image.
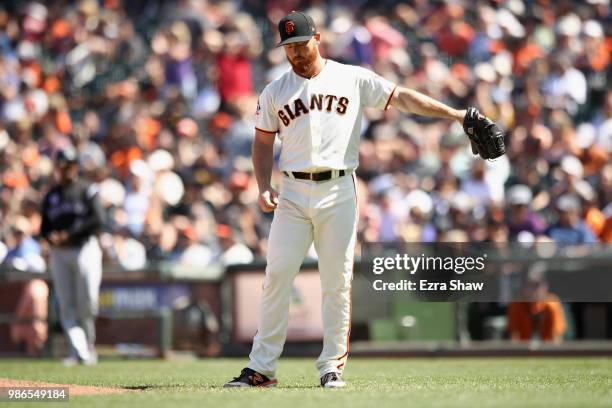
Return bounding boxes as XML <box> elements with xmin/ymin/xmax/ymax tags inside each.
<box><xmin>1</xmin><ymin>357</ymin><xmax>611</xmax><ymax>407</ymax></box>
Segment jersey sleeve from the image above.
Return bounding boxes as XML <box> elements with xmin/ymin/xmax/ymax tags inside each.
<box><xmin>356</xmin><ymin>67</ymin><xmax>397</xmax><ymax>110</ymax></box>
<box><xmin>254</xmin><ymin>85</ymin><xmax>279</xmax><ymax>134</ymax></box>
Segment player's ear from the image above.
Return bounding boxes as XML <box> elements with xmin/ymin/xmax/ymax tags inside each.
<box><xmin>314</xmin><ymin>32</ymin><xmax>321</xmax><ymax>43</ymax></box>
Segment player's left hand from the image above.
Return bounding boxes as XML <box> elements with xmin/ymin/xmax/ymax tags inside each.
<box><xmin>462</xmin><ymin>107</ymin><xmax>506</xmax><ymax>160</ymax></box>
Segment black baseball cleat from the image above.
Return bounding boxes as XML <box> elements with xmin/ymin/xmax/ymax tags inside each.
<box><xmin>224</xmin><ymin>368</ymin><xmax>278</xmax><ymax>388</ymax></box>
<box><xmin>320</xmin><ymin>372</ymin><xmax>346</xmax><ymax>388</ymax></box>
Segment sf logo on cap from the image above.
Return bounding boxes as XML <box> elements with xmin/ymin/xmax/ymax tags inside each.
<box><xmin>285</xmin><ymin>21</ymin><xmax>295</xmax><ymax>34</ymax></box>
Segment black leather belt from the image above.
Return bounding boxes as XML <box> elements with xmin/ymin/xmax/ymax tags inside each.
<box><xmin>283</xmin><ymin>170</ymin><xmax>346</xmax><ymax>181</ymax></box>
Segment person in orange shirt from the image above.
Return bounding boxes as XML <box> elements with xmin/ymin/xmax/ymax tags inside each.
<box><xmin>599</xmin><ymin>217</ymin><xmax>612</xmax><ymax>243</ymax></box>
<box><xmin>574</xmin><ymin>180</ymin><xmax>606</xmax><ymax>238</ymax></box>
<box><xmin>581</xmin><ymin>20</ymin><xmax>610</xmax><ymax>73</ymax></box>
<box><xmin>507</xmin><ymin>265</ymin><xmax>566</xmax><ymax>343</ymax></box>
<box><xmin>512</xmin><ymin>39</ymin><xmax>543</xmax><ymax>76</ymax></box>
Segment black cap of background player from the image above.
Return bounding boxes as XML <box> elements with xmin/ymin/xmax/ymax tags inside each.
<box><xmin>56</xmin><ymin>147</ymin><xmax>79</xmax><ymax>166</ymax></box>
<box><xmin>277</xmin><ymin>11</ymin><xmax>316</xmax><ymax>47</ymax></box>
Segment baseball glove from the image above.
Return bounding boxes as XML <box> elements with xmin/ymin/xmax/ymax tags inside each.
<box><xmin>462</xmin><ymin>107</ymin><xmax>506</xmax><ymax>160</ymax></box>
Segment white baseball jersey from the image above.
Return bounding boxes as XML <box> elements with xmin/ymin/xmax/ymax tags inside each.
<box><xmin>255</xmin><ymin>59</ymin><xmax>397</xmax><ymax>172</ymax></box>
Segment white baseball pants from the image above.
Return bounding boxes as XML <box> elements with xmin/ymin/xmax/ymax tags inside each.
<box><xmin>50</xmin><ymin>236</ymin><xmax>102</xmax><ymax>361</ymax></box>
<box><xmin>248</xmin><ymin>173</ymin><xmax>357</xmax><ymax>378</ymax></box>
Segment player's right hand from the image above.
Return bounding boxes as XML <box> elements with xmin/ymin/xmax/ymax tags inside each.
<box><xmin>258</xmin><ymin>188</ymin><xmax>279</xmax><ymax>212</ymax></box>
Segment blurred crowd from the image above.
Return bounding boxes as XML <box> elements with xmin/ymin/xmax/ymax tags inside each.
<box><xmin>0</xmin><ymin>0</ymin><xmax>610</xmax><ymax>276</ymax></box>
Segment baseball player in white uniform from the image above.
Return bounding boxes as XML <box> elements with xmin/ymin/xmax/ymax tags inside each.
<box><xmin>225</xmin><ymin>11</ymin><xmax>503</xmax><ymax>388</ymax></box>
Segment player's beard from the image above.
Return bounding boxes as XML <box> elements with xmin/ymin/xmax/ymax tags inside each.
<box><xmin>289</xmin><ymin>49</ymin><xmax>318</xmax><ymax>78</ymax></box>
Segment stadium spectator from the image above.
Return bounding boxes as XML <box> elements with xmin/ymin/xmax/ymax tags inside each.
<box><xmin>547</xmin><ymin>194</ymin><xmax>598</xmax><ymax>244</ymax></box>
<box><xmin>173</xmin><ymin>222</ymin><xmax>213</xmax><ymax>268</ymax></box>
<box><xmin>505</xmin><ymin>185</ymin><xmax>547</xmax><ymax>241</ymax></box>
<box><xmin>460</xmin><ymin>160</ymin><xmax>493</xmax><ymax>207</ymax></box>
<box><xmin>574</xmin><ymin>179</ymin><xmax>607</xmax><ymax>238</ymax></box>
<box><xmin>3</xmin><ymin>216</ymin><xmax>45</xmax><ymax>272</ymax></box>
<box><xmin>108</xmin><ymin>227</ymin><xmax>147</xmax><ymax>271</ymax></box>
<box><xmin>9</xmin><ymin>278</ymin><xmax>49</xmax><ymax>356</ymax></box>
<box><xmin>507</xmin><ymin>265</ymin><xmax>567</xmax><ymax>343</ymax></box>
<box><xmin>216</xmin><ymin>224</ymin><xmax>254</xmax><ymax>266</ymax></box>
<box><xmin>592</xmin><ymin>90</ymin><xmax>612</xmax><ymax>152</ymax></box>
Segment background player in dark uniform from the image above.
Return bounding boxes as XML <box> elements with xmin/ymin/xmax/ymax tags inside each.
<box><xmin>40</xmin><ymin>148</ymin><xmax>105</xmax><ymax>366</ymax></box>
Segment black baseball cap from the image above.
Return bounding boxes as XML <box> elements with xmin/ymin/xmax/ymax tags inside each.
<box><xmin>277</xmin><ymin>11</ymin><xmax>316</xmax><ymax>47</ymax></box>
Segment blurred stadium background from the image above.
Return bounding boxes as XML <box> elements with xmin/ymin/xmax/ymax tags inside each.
<box><xmin>0</xmin><ymin>0</ymin><xmax>611</xmax><ymax>360</ymax></box>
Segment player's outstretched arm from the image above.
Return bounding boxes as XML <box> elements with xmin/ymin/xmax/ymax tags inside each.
<box><xmin>388</xmin><ymin>87</ymin><xmax>466</xmax><ymax>123</ymax></box>
<box><xmin>252</xmin><ymin>129</ymin><xmax>279</xmax><ymax>212</ymax></box>
<box><xmin>388</xmin><ymin>87</ymin><xmax>505</xmax><ymax>160</ymax></box>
